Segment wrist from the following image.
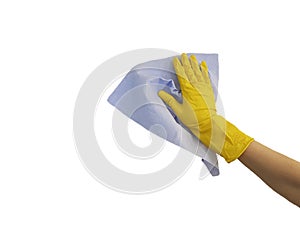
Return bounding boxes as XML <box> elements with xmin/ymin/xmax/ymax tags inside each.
<box><xmin>194</xmin><ymin>115</ymin><xmax>254</xmax><ymax>163</ymax></box>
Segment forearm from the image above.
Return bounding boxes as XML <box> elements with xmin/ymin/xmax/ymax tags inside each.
<box><xmin>238</xmin><ymin>141</ymin><xmax>300</xmax><ymax>207</ymax></box>
<box><xmin>158</xmin><ymin>54</ymin><xmax>300</xmax><ymax>207</ymax></box>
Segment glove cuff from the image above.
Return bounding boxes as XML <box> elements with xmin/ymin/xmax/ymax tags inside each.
<box><xmin>191</xmin><ymin>115</ymin><xmax>254</xmax><ymax>163</ymax></box>
<box><xmin>220</xmin><ymin>120</ymin><xmax>254</xmax><ymax>163</ymax></box>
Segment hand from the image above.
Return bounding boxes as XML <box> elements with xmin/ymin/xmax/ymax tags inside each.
<box><xmin>158</xmin><ymin>53</ymin><xmax>253</xmax><ymax>162</ymax></box>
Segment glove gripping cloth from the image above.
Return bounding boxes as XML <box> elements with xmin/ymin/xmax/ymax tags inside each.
<box><xmin>108</xmin><ymin>54</ymin><xmax>220</xmax><ymax>176</ymax></box>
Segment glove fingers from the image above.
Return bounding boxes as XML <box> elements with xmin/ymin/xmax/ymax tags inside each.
<box><xmin>173</xmin><ymin>57</ymin><xmax>189</xmax><ymax>96</ymax></box>
<box><xmin>158</xmin><ymin>90</ymin><xmax>181</xmax><ymax>115</ymax></box>
<box><xmin>200</xmin><ymin>61</ymin><xmax>211</xmax><ymax>85</ymax></box>
<box><xmin>190</xmin><ymin>55</ymin><xmax>204</xmax><ymax>83</ymax></box>
<box><xmin>181</xmin><ymin>53</ymin><xmax>198</xmax><ymax>85</ymax></box>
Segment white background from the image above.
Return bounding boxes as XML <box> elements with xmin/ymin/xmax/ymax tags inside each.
<box><xmin>1</xmin><ymin>0</ymin><xmax>299</xmax><ymax>238</ymax></box>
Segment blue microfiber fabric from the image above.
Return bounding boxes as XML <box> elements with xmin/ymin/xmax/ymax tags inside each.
<box><xmin>108</xmin><ymin>54</ymin><xmax>220</xmax><ymax>176</ymax></box>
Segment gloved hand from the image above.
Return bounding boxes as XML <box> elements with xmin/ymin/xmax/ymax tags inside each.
<box><xmin>158</xmin><ymin>53</ymin><xmax>253</xmax><ymax>163</ymax></box>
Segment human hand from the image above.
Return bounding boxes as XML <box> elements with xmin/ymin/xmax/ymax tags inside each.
<box><xmin>158</xmin><ymin>53</ymin><xmax>253</xmax><ymax>162</ymax></box>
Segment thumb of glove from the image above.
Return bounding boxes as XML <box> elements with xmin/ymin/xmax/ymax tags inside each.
<box><xmin>158</xmin><ymin>90</ymin><xmax>181</xmax><ymax>115</ymax></box>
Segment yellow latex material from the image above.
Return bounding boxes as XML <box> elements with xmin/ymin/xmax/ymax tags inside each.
<box><xmin>158</xmin><ymin>54</ymin><xmax>253</xmax><ymax>163</ymax></box>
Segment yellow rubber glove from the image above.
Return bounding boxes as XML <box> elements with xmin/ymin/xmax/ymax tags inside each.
<box><xmin>158</xmin><ymin>53</ymin><xmax>253</xmax><ymax>163</ymax></box>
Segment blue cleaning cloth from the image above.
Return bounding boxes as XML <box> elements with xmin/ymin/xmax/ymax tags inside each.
<box><xmin>108</xmin><ymin>54</ymin><xmax>220</xmax><ymax>176</ymax></box>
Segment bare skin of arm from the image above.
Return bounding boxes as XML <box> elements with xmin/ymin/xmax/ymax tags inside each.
<box><xmin>238</xmin><ymin>141</ymin><xmax>300</xmax><ymax>207</ymax></box>
<box><xmin>159</xmin><ymin>54</ymin><xmax>300</xmax><ymax>207</ymax></box>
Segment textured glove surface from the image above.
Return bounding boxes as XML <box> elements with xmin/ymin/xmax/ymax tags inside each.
<box><xmin>158</xmin><ymin>54</ymin><xmax>253</xmax><ymax>162</ymax></box>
